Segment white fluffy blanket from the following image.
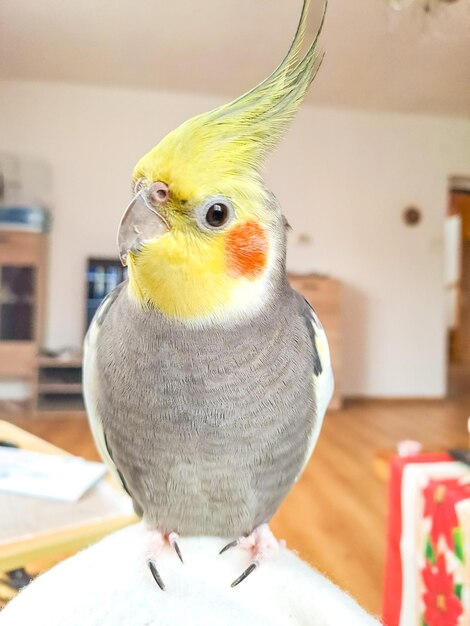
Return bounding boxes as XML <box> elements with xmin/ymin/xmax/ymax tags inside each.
<box><xmin>0</xmin><ymin>523</ymin><xmax>380</xmax><ymax>626</ymax></box>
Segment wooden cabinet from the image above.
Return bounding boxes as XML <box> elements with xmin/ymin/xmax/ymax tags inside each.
<box><xmin>0</xmin><ymin>230</ymin><xmax>47</xmax><ymax>413</ymax></box>
<box><xmin>37</xmin><ymin>355</ymin><xmax>84</xmax><ymax>412</ymax></box>
<box><xmin>288</xmin><ymin>274</ymin><xmax>342</xmax><ymax>409</ymax></box>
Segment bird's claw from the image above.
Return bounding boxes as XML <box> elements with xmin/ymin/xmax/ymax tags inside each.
<box><xmin>219</xmin><ymin>538</ymin><xmax>239</xmax><ymax>555</ymax></box>
<box><xmin>231</xmin><ymin>561</ymin><xmax>258</xmax><ymax>587</ymax></box>
<box><xmin>147</xmin><ymin>531</ymin><xmax>184</xmax><ymax>589</ymax></box>
<box><xmin>147</xmin><ymin>559</ymin><xmax>165</xmax><ymax>591</ymax></box>
<box><xmin>220</xmin><ymin>524</ymin><xmax>278</xmax><ymax>588</ymax></box>
<box><xmin>168</xmin><ymin>533</ymin><xmax>184</xmax><ymax>563</ymax></box>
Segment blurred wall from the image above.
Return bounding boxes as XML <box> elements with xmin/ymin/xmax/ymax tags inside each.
<box><xmin>0</xmin><ymin>79</ymin><xmax>469</xmax><ymax>397</ymax></box>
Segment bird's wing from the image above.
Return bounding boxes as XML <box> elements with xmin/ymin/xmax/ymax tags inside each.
<box><xmin>298</xmin><ymin>297</ymin><xmax>334</xmax><ymax>477</ymax></box>
<box><xmin>83</xmin><ymin>283</ymin><xmax>128</xmax><ymax>491</ymax></box>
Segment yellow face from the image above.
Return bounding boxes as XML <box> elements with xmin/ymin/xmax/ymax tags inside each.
<box><xmin>123</xmin><ymin>178</ymin><xmax>275</xmax><ymax>322</ymax></box>
<box><xmin>119</xmin><ymin>0</ymin><xmax>323</xmax><ymax>321</ymax></box>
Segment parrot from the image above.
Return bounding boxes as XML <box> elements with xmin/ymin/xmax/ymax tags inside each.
<box><xmin>83</xmin><ymin>0</ymin><xmax>333</xmax><ymax>590</ymax></box>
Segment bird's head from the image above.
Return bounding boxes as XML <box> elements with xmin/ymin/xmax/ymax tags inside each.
<box><xmin>118</xmin><ymin>0</ymin><xmax>325</xmax><ymax>324</ymax></box>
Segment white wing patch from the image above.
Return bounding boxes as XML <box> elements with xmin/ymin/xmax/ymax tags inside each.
<box><xmin>297</xmin><ymin>305</ymin><xmax>334</xmax><ymax>479</ymax></box>
<box><xmin>83</xmin><ymin>293</ymin><xmax>124</xmax><ymax>488</ymax></box>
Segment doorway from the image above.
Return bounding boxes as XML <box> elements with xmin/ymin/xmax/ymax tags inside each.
<box><xmin>446</xmin><ymin>176</ymin><xmax>470</xmax><ymax>399</ymax></box>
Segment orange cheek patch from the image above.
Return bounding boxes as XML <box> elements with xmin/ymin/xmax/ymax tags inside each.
<box><xmin>225</xmin><ymin>221</ymin><xmax>268</xmax><ymax>278</ymax></box>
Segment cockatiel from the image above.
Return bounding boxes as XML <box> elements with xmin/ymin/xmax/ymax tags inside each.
<box><xmin>84</xmin><ymin>0</ymin><xmax>333</xmax><ymax>589</ymax></box>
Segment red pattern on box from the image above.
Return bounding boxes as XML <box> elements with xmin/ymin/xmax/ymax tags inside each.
<box><xmin>382</xmin><ymin>453</ymin><xmax>470</xmax><ymax>626</ymax></box>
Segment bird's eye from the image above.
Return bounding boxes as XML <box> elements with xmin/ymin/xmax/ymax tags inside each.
<box><xmin>195</xmin><ymin>196</ymin><xmax>234</xmax><ymax>231</ymax></box>
<box><xmin>205</xmin><ymin>203</ymin><xmax>230</xmax><ymax>228</ymax></box>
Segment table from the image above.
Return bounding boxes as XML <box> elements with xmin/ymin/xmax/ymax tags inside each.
<box><xmin>0</xmin><ymin>420</ymin><xmax>138</xmax><ymax>572</ymax></box>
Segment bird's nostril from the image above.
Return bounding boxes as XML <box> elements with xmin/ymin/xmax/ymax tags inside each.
<box><xmin>150</xmin><ymin>182</ymin><xmax>169</xmax><ymax>204</ymax></box>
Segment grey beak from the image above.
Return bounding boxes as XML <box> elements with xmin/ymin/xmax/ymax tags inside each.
<box><xmin>117</xmin><ymin>191</ymin><xmax>170</xmax><ymax>266</ymax></box>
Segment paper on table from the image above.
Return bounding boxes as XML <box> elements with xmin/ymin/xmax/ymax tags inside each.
<box><xmin>0</xmin><ymin>448</ymin><xmax>107</xmax><ymax>502</ymax></box>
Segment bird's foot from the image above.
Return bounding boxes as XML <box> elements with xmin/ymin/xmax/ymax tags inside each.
<box><xmin>220</xmin><ymin>523</ymin><xmax>280</xmax><ymax>587</ymax></box>
<box><xmin>147</xmin><ymin>530</ymin><xmax>183</xmax><ymax>590</ymax></box>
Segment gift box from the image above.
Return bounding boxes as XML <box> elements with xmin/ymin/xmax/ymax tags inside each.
<box><xmin>383</xmin><ymin>453</ymin><xmax>470</xmax><ymax>626</ymax></box>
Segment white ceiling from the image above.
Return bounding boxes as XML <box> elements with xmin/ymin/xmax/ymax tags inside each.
<box><xmin>1</xmin><ymin>0</ymin><xmax>469</xmax><ymax>117</ymax></box>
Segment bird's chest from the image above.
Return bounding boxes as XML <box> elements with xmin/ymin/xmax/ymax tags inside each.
<box><xmin>95</xmin><ymin>295</ymin><xmax>315</xmax><ymax>534</ymax></box>
<box><xmin>97</xmin><ymin>294</ymin><xmax>313</xmax><ymax>439</ymax></box>
<box><xmin>99</xmin><ymin>314</ymin><xmax>288</xmax><ymax>429</ymax></box>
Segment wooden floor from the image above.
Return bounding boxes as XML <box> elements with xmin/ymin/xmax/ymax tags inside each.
<box><xmin>7</xmin><ymin>395</ymin><xmax>470</xmax><ymax>616</ymax></box>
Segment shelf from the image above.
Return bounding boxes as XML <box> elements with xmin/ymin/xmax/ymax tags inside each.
<box><xmin>38</xmin><ymin>355</ymin><xmax>83</xmax><ymax>368</ymax></box>
<box><xmin>36</xmin><ymin>354</ymin><xmax>84</xmax><ymax>412</ymax></box>
<box><xmin>37</xmin><ymin>394</ymin><xmax>84</xmax><ymax>412</ymax></box>
<box><xmin>38</xmin><ymin>382</ymin><xmax>83</xmax><ymax>394</ymax></box>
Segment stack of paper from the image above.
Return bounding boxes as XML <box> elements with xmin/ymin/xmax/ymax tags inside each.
<box><xmin>0</xmin><ymin>448</ymin><xmax>106</xmax><ymax>502</ymax></box>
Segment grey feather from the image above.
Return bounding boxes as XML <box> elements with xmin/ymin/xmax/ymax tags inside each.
<box><xmin>85</xmin><ymin>275</ymin><xmax>332</xmax><ymax>537</ymax></box>
<box><xmin>83</xmin><ymin>282</ymin><xmax>143</xmax><ymax>517</ymax></box>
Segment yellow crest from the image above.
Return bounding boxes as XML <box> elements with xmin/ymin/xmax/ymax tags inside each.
<box><xmin>133</xmin><ymin>0</ymin><xmax>326</xmax><ymax>202</ymax></box>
